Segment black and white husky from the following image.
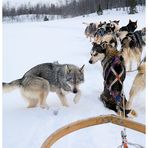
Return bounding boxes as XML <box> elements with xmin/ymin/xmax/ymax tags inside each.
<box><xmin>89</xmin><ymin>42</ymin><xmax>135</xmax><ymax>117</ymax></box>
<box><xmin>121</xmin><ymin>27</ymin><xmax>146</xmax><ymax>71</ymax></box>
<box><xmin>117</xmin><ymin>19</ymin><xmax>137</xmax><ymax>41</ymax></box>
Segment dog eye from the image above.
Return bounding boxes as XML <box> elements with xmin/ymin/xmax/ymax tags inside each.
<box><xmin>80</xmin><ymin>77</ymin><xmax>84</xmax><ymax>82</ymax></box>
<box><xmin>67</xmin><ymin>78</ymin><xmax>71</xmax><ymax>81</ymax></box>
<box><xmin>67</xmin><ymin>77</ymin><xmax>72</xmax><ymax>81</ymax></box>
<box><xmin>94</xmin><ymin>53</ymin><xmax>98</xmax><ymax>56</ymax></box>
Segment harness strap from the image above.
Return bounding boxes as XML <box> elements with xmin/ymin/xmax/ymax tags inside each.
<box><xmin>109</xmin><ymin>66</ymin><xmax>124</xmax><ymax>92</ymax></box>
<box><xmin>108</xmin><ymin>65</ymin><xmax>124</xmax><ymax>92</ymax></box>
<box><xmin>103</xmin><ymin>60</ymin><xmax>112</xmax><ymax>79</ymax></box>
<box><xmin>103</xmin><ymin>56</ymin><xmax>116</xmax><ymax>81</ymax></box>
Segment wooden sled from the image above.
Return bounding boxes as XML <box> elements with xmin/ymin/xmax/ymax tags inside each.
<box><xmin>41</xmin><ymin>114</ymin><xmax>145</xmax><ymax>148</ymax></box>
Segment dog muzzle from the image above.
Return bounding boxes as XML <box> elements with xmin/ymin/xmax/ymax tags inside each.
<box><xmin>89</xmin><ymin>60</ymin><xmax>93</xmax><ymax>64</ymax></box>
<box><xmin>73</xmin><ymin>88</ymin><xmax>78</xmax><ymax>93</ymax></box>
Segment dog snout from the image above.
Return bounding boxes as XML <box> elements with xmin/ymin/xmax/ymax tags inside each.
<box><xmin>73</xmin><ymin>88</ymin><xmax>78</xmax><ymax>93</ymax></box>
<box><xmin>89</xmin><ymin>60</ymin><xmax>93</xmax><ymax>64</ymax></box>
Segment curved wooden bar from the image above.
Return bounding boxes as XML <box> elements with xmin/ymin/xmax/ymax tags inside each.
<box><xmin>41</xmin><ymin>114</ymin><xmax>145</xmax><ymax>148</ymax></box>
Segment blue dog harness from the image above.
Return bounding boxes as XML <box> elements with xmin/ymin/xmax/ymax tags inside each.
<box><xmin>95</xmin><ymin>28</ymin><xmax>106</xmax><ymax>36</ymax></box>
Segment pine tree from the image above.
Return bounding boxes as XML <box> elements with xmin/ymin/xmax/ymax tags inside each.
<box><xmin>129</xmin><ymin>0</ymin><xmax>137</xmax><ymax>14</ymax></box>
<box><xmin>44</xmin><ymin>16</ymin><xmax>49</xmax><ymax>21</ymax></box>
<box><xmin>96</xmin><ymin>4</ymin><xmax>103</xmax><ymax>15</ymax></box>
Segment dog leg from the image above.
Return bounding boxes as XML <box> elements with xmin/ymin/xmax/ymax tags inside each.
<box><xmin>122</xmin><ymin>51</ymin><xmax>131</xmax><ymax>71</ymax></box>
<box><xmin>39</xmin><ymin>91</ymin><xmax>49</xmax><ymax>110</ymax></box>
<box><xmin>129</xmin><ymin>60</ymin><xmax>132</xmax><ymax>71</ymax></box>
<box><xmin>136</xmin><ymin>54</ymin><xmax>141</xmax><ymax>68</ymax></box>
<box><xmin>27</xmin><ymin>99</ymin><xmax>38</xmax><ymax>108</ymax></box>
<box><xmin>73</xmin><ymin>90</ymin><xmax>81</xmax><ymax>104</ymax></box>
<box><xmin>90</xmin><ymin>37</ymin><xmax>92</xmax><ymax>42</ymax></box>
<box><xmin>56</xmin><ymin>91</ymin><xmax>69</xmax><ymax>107</ymax></box>
<box><xmin>126</xmin><ymin>73</ymin><xmax>144</xmax><ymax>110</ymax></box>
<box><xmin>125</xmin><ymin>59</ymin><xmax>131</xmax><ymax>71</ymax></box>
<box><xmin>117</xmin><ymin>109</ymin><xmax>137</xmax><ymax>118</ymax></box>
<box><xmin>20</xmin><ymin>90</ymin><xmax>38</xmax><ymax>108</ymax></box>
<box><xmin>126</xmin><ymin>88</ymin><xmax>137</xmax><ymax>110</ymax></box>
<box><xmin>20</xmin><ymin>76</ymin><xmax>50</xmax><ymax>109</ymax></box>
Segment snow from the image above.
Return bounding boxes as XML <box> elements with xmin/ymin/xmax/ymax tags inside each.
<box><xmin>3</xmin><ymin>8</ymin><xmax>146</xmax><ymax>148</ymax></box>
<box><xmin>3</xmin><ymin>14</ymin><xmax>63</xmax><ymax>23</ymax></box>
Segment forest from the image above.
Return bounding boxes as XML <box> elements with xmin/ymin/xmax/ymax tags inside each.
<box><xmin>3</xmin><ymin>0</ymin><xmax>145</xmax><ymax>18</ymax></box>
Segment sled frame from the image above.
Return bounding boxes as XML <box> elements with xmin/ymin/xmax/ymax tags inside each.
<box><xmin>41</xmin><ymin>114</ymin><xmax>145</xmax><ymax>148</ymax></box>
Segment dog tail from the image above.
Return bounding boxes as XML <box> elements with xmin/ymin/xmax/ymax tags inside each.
<box><xmin>2</xmin><ymin>79</ymin><xmax>22</xmax><ymax>93</ymax></box>
<box><xmin>82</xmin><ymin>22</ymin><xmax>89</xmax><ymax>25</ymax></box>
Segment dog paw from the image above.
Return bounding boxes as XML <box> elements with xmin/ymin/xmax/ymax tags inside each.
<box><xmin>125</xmin><ymin>101</ymin><xmax>131</xmax><ymax>110</ymax></box>
<box><xmin>27</xmin><ymin>105</ymin><xmax>36</xmax><ymax>108</ymax></box>
<box><xmin>129</xmin><ymin>109</ymin><xmax>138</xmax><ymax>117</ymax></box>
<box><xmin>40</xmin><ymin>104</ymin><xmax>50</xmax><ymax>110</ymax></box>
<box><xmin>73</xmin><ymin>97</ymin><xmax>80</xmax><ymax>104</ymax></box>
<box><xmin>63</xmin><ymin>104</ymin><xmax>69</xmax><ymax>107</ymax></box>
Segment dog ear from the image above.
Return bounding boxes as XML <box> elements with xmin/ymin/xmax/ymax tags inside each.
<box><xmin>101</xmin><ymin>41</ymin><xmax>108</xmax><ymax>49</ymax></box>
<box><xmin>53</xmin><ymin>61</ymin><xmax>59</xmax><ymax>64</ymax></box>
<box><xmin>79</xmin><ymin>65</ymin><xmax>85</xmax><ymax>73</ymax></box>
<box><xmin>129</xmin><ymin>19</ymin><xmax>132</xmax><ymax>23</ymax></box>
<box><xmin>92</xmin><ymin>42</ymin><xmax>97</xmax><ymax>46</ymax></box>
<box><xmin>142</xmin><ymin>27</ymin><xmax>146</xmax><ymax>33</ymax></box>
<box><xmin>65</xmin><ymin>65</ymin><xmax>71</xmax><ymax>73</ymax></box>
<box><xmin>117</xmin><ymin>20</ymin><xmax>120</xmax><ymax>24</ymax></box>
<box><xmin>114</xmin><ymin>20</ymin><xmax>120</xmax><ymax>25</ymax></box>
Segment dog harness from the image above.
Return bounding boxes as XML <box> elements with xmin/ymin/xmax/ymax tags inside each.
<box><xmin>103</xmin><ymin>56</ymin><xmax>125</xmax><ymax>105</ymax></box>
<box><xmin>95</xmin><ymin>28</ymin><xmax>106</xmax><ymax>36</ymax></box>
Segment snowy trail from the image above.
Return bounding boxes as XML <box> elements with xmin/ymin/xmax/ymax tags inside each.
<box><xmin>3</xmin><ymin>8</ymin><xmax>145</xmax><ymax>148</ymax></box>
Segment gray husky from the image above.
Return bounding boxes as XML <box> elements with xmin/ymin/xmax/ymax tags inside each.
<box><xmin>3</xmin><ymin>62</ymin><xmax>85</xmax><ymax>109</ymax></box>
<box><xmin>83</xmin><ymin>22</ymin><xmax>98</xmax><ymax>42</ymax></box>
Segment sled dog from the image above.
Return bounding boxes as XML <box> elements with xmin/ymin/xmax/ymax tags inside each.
<box><xmin>117</xmin><ymin>19</ymin><xmax>137</xmax><ymax>41</ymax></box>
<box><xmin>89</xmin><ymin>42</ymin><xmax>135</xmax><ymax>117</ymax></box>
<box><xmin>3</xmin><ymin>62</ymin><xmax>85</xmax><ymax>108</ymax></box>
<box><xmin>83</xmin><ymin>22</ymin><xmax>98</xmax><ymax>42</ymax></box>
<box><xmin>94</xmin><ymin>20</ymin><xmax>119</xmax><ymax>47</ymax></box>
<box><xmin>126</xmin><ymin>57</ymin><xmax>146</xmax><ymax>111</ymax></box>
<box><xmin>121</xmin><ymin>27</ymin><xmax>146</xmax><ymax>71</ymax></box>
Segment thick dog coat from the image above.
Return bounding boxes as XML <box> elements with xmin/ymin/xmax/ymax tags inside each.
<box><xmin>3</xmin><ymin>62</ymin><xmax>85</xmax><ymax>108</ymax></box>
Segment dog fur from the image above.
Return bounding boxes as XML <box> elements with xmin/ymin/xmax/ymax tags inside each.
<box><xmin>3</xmin><ymin>62</ymin><xmax>85</xmax><ymax>109</ymax></box>
<box><xmin>126</xmin><ymin>58</ymin><xmax>146</xmax><ymax>110</ymax></box>
<box><xmin>83</xmin><ymin>22</ymin><xmax>99</xmax><ymax>42</ymax></box>
<box><xmin>117</xmin><ymin>19</ymin><xmax>137</xmax><ymax>41</ymax></box>
<box><xmin>121</xmin><ymin>27</ymin><xmax>145</xmax><ymax>71</ymax></box>
<box><xmin>93</xmin><ymin>20</ymin><xmax>119</xmax><ymax>47</ymax></box>
<box><xmin>94</xmin><ymin>33</ymin><xmax>117</xmax><ymax>48</ymax></box>
<box><xmin>89</xmin><ymin>42</ymin><xmax>133</xmax><ymax>116</ymax></box>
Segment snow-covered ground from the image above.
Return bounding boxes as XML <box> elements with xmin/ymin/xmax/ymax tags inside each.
<box><xmin>3</xmin><ymin>8</ymin><xmax>146</xmax><ymax>148</ymax></box>
<box><xmin>3</xmin><ymin>14</ymin><xmax>63</xmax><ymax>23</ymax></box>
